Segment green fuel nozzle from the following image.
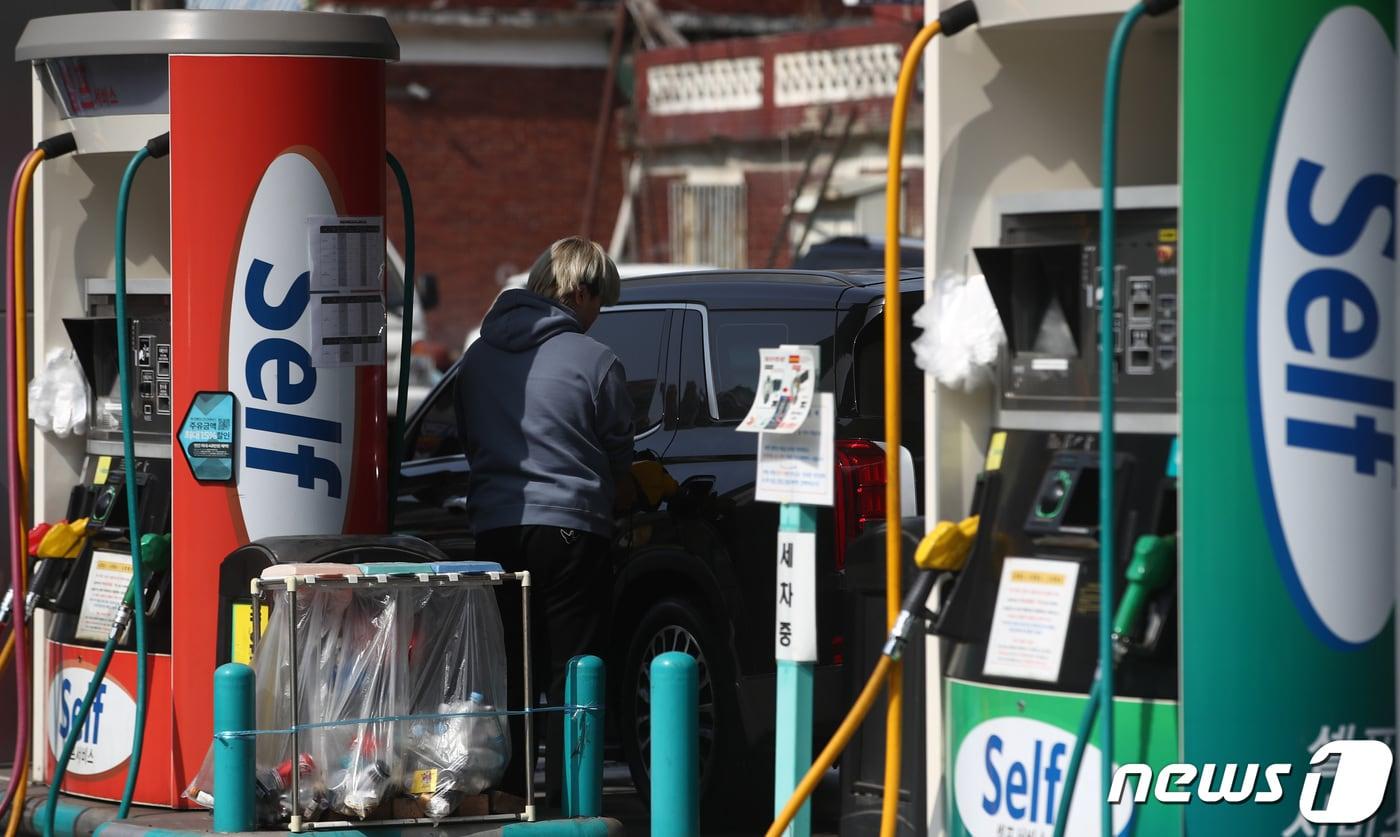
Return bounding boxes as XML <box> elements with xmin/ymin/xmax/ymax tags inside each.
<box><xmin>109</xmin><ymin>533</ymin><xmax>171</xmax><ymax>640</ymax></box>
<box><xmin>1111</xmin><ymin>533</ymin><xmax>1176</xmax><ymax>661</ymax></box>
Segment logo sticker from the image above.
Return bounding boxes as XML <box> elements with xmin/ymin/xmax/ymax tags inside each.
<box><xmin>47</xmin><ymin>667</ymin><xmax>137</xmax><ymax>776</ymax></box>
<box><xmin>1248</xmin><ymin>6</ymin><xmax>1396</xmax><ymax>647</ymax></box>
<box><xmin>954</xmin><ymin>715</ymin><xmax>1133</xmax><ymax>836</ymax></box>
<box><xmin>229</xmin><ymin>152</ymin><xmax>358</xmax><ymax>540</ymax></box>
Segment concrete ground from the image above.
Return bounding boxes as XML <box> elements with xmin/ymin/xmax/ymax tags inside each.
<box><xmin>1</xmin><ymin>762</ymin><xmax>842</xmax><ymax>836</ymax></box>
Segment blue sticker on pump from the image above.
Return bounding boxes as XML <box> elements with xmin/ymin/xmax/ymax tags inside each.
<box><xmin>1167</xmin><ymin>436</ymin><xmax>1180</xmax><ymax>479</ymax></box>
<box><xmin>179</xmin><ymin>391</ymin><xmax>236</xmax><ymax>482</ymax></box>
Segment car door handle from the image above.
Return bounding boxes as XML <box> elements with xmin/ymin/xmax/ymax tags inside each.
<box><xmin>443</xmin><ymin>495</ymin><xmax>469</xmax><ymax>513</ymax></box>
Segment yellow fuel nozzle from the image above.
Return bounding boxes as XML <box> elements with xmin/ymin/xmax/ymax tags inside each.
<box><xmin>883</xmin><ymin>515</ymin><xmax>981</xmax><ymax>660</ymax></box>
<box><xmin>37</xmin><ymin>517</ymin><xmax>91</xmax><ymax>559</ymax></box>
<box><xmin>631</xmin><ymin>459</ymin><xmax>679</xmax><ymax>510</ymax></box>
<box><xmin>914</xmin><ymin>515</ymin><xmax>979</xmax><ymax>572</ymax></box>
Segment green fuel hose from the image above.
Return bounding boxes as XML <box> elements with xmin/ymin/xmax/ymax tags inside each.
<box><xmin>113</xmin><ymin>137</ymin><xmax>166</xmax><ymax>819</ymax></box>
<box><xmin>1094</xmin><ymin>5</ymin><xmax>1144</xmax><ymax>833</ymax></box>
<box><xmin>385</xmin><ymin>152</ymin><xmax>415</xmax><ymax>529</ymax></box>
<box><xmin>1048</xmin><ymin>3</ymin><xmax>1181</xmax><ymax>834</ymax></box>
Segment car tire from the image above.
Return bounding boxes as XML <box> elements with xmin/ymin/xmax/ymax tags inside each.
<box><xmin>618</xmin><ymin>597</ymin><xmax>764</xmax><ymax>820</ymax></box>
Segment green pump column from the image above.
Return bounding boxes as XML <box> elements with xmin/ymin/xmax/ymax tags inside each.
<box><xmin>1182</xmin><ymin>1</ymin><xmax>1396</xmax><ymax>832</ymax></box>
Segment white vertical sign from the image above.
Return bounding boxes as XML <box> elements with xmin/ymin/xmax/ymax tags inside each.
<box><xmin>775</xmin><ymin>530</ymin><xmax>817</xmax><ymax>662</ymax></box>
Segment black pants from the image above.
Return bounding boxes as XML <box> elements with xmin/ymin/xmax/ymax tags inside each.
<box><xmin>477</xmin><ymin>525</ymin><xmax>612</xmax><ymax>808</ymax></box>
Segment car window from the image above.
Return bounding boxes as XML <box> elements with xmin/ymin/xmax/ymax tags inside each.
<box><xmin>408</xmin><ymin>374</ymin><xmax>462</xmax><ymax>461</ymax></box>
<box><xmin>854</xmin><ymin>300</ymin><xmax>921</xmax><ymax>420</ymax></box>
<box><xmin>711</xmin><ymin>318</ymin><xmax>790</xmax><ymax>421</ymax></box>
<box><xmin>590</xmin><ymin>309</ymin><xmax>668</xmax><ymax>431</ymax></box>
<box><xmin>677</xmin><ymin>310</ymin><xmax>713</xmax><ymax>427</ymax></box>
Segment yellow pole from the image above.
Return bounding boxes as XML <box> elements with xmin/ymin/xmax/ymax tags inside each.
<box><xmin>880</xmin><ymin>20</ymin><xmax>940</xmax><ymax>837</ymax></box>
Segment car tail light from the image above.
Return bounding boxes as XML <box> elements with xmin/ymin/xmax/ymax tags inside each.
<box><xmin>834</xmin><ymin>438</ymin><xmax>887</xmax><ymax>571</ymax></box>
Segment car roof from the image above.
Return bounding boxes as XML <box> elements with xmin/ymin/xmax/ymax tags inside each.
<box><xmin>615</xmin><ymin>268</ymin><xmax>923</xmax><ymax>309</ymax></box>
<box><xmin>618</xmin><ymin>267</ymin><xmax>924</xmax><ymax>303</ymax></box>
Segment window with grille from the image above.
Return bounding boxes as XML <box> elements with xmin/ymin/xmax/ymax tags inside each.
<box><xmin>669</xmin><ymin>182</ymin><xmax>747</xmax><ymax>268</ymax></box>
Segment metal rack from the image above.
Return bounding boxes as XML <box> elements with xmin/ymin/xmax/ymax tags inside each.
<box><xmin>249</xmin><ymin>568</ymin><xmax>534</xmax><ymax>832</ymax></box>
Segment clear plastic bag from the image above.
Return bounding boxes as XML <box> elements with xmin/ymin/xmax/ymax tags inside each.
<box><xmin>186</xmin><ymin>590</ymin><xmax>334</xmax><ymax>824</ymax></box>
<box><xmin>401</xmin><ymin>585</ymin><xmax>511</xmax><ymax>820</ymax></box>
<box><xmin>186</xmin><ymin>579</ymin><xmax>510</xmax><ymax>825</ymax></box>
<box><xmin>309</xmin><ymin>587</ymin><xmax>411</xmax><ymax>819</ymax></box>
<box><xmin>912</xmin><ymin>270</ymin><xmax>1006</xmax><ymax>392</ymax></box>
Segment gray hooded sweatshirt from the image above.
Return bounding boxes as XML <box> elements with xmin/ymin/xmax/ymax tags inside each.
<box><xmin>456</xmin><ymin>289</ymin><xmax>634</xmax><ymax>537</ymax></box>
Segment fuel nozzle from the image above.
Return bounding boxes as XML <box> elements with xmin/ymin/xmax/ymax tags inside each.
<box><xmin>1111</xmin><ymin>533</ymin><xmax>1176</xmax><ymax>661</ymax></box>
<box><xmin>0</xmin><ymin>520</ymin><xmax>90</xmax><ymax>627</ymax></box>
<box><xmin>24</xmin><ymin>518</ymin><xmax>90</xmax><ymax>621</ymax></box>
<box><xmin>882</xmin><ymin>516</ymin><xmax>979</xmax><ymax>660</ymax></box>
<box><xmin>109</xmin><ymin>532</ymin><xmax>171</xmax><ymax>641</ymax></box>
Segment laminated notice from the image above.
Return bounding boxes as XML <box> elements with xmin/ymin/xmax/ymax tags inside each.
<box><xmin>308</xmin><ymin>216</ymin><xmax>385</xmax><ymax>293</ymax></box>
<box><xmin>311</xmin><ymin>292</ymin><xmax>387</xmax><ymax>368</ymax></box>
<box><xmin>74</xmin><ymin>549</ymin><xmax>133</xmax><ymax>642</ymax></box>
<box><xmin>982</xmin><ymin>557</ymin><xmax>1080</xmax><ymax>682</ymax></box>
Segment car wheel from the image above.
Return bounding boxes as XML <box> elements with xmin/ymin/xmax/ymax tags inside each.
<box><xmin>620</xmin><ymin>597</ymin><xmax>756</xmax><ymax>815</ymax></box>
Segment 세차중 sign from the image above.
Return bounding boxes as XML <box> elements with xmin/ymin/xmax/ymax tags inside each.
<box><xmin>775</xmin><ymin>529</ymin><xmax>817</xmax><ymax>662</ymax></box>
<box><xmin>178</xmin><ymin>391</ymin><xmax>236</xmax><ymax>482</ymax></box>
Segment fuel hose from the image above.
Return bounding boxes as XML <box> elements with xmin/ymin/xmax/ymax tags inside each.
<box><xmin>1</xmin><ymin>133</ymin><xmax>76</xmax><ymax>826</ymax></box>
<box><xmin>0</xmin><ymin>147</ymin><xmax>41</xmax><ymax>825</ymax></box>
<box><xmin>114</xmin><ymin>133</ymin><xmax>169</xmax><ymax>820</ymax></box>
<box><xmin>1053</xmin><ymin>3</ymin><xmax>1178</xmax><ymax>834</ymax></box>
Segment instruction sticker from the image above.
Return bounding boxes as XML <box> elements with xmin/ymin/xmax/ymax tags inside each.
<box><xmin>982</xmin><ymin>557</ymin><xmax>1080</xmax><ymax>683</ymax></box>
<box><xmin>311</xmin><ymin>292</ymin><xmax>387</xmax><ymax>368</ymax></box>
<box><xmin>74</xmin><ymin>549</ymin><xmax>134</xmax><ymax>643</ymax></box>
<box><xmin>178</xmin><ymin>391</ymin><xmax>236</xmax><ymax>482</ymax></box>
<box><xmin>756</xmin><ymin>393</ymin><xmax>834</xmax><ymax>506</ymax></box>
<box><xmin>738</xmin><ymin>345</ymin><xmax>817</xmax><ymax>434</ymax></box>
<box><xmin>775</xmin><ymin>530</ymin><xmax>818</xmax><ymax>662</ymax></box>
<box><xmin>308</xmin><ymin>216</ymin><xmax>385</xmax><ymax>293</ymax></box>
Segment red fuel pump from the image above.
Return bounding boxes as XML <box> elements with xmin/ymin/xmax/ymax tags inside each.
<box><xmin>14</xmin><ymin>10</ymin><xmax>398</xmax><ymax>807</ymax></box>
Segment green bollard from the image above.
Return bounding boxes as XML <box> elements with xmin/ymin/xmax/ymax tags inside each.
<box><xmin>563</xmin><ymin>655</ymin><xmax>605</xmax><ymax>818</ymax></box>
<box><xmin>212</xmin><ymin>663</ymin><xmax>256</xmax><ymax>833</ymax></box>
<box><xmin>650</xmin><ymin>651</ymin><xmax>698</xmax><ymax>837</ymax></box>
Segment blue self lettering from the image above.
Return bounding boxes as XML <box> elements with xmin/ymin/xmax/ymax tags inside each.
<box><xmin>1287</xmin><ymin>159</ymin><xmax>1395</xmax><ymax>259</ymax></box>
<box><xmin>245</xmin><ymin>339</ymin><xmax>317</xmax><ymax>405</ymax></box>
<box><xmin>245</xmin><ymin>260</ymin><xmax>310</xmax><ymax>330</ymax></box>
<box><xmin>982</xmin><ymin>734</ymin><xmax>1003</xmax><ymax>815</ymax></box>
<box><xmin>1287</xmin><ymin>414</ymin><xmax>1395</xmax><ymax>475</ymax></box>
<box><xmin>246</xmin><ymin>444</ymin><xmax>343</xmax><ymax>498</ymax></box>
<box><xmin>1286</xmin><ymin>268</ymin><xmax>1379</xmax><ymax>359</ymax></box>
<box><xmin>1006</xmin><ymin>760</ymin><xmax>1029</xmax><ymax>820</ymax></box>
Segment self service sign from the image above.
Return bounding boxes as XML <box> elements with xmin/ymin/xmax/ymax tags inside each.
<box><xmin>1182</xmin><ymin>2</ymin><xmax>1396</xmax><ymax>834</ymax></box>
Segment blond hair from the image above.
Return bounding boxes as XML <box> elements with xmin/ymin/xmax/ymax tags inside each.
<box><xmin>526</xmin><ymin>236</ymin><xmax>621</xmax><ymax>307</ymax></box>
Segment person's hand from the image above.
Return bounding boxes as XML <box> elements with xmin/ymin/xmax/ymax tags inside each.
<box><xmin>614</xmin><ymin>471</ymin><xmax>638</xmax><ymax>513</ymax></box>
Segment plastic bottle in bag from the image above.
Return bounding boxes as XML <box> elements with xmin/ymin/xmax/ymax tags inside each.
<box><xmin>465</xmin><ymin>693</ymin><xmax>508</xmax><ymax>795</ymax></box>
<box><xmin>328</xmin><ymin>755</ymin><xmax>391</xmax><ymax>819</ymax></box>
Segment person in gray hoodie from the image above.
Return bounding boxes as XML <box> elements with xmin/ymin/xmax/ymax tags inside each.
<box><xmin>456</xmin><ymin>236</ymin><xmax>634</xmax><ymax>807</ymax></box>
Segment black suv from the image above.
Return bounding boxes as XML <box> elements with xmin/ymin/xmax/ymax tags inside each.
<box><xmin>394</xmin><ymin>269</ymin><xmax>924</xmax><ymax>809</ymax></box>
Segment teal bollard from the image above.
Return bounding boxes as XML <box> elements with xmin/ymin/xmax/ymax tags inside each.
<box><xmin>212</xmin><ymin>663</ymin><xmax>256</xmax><ymax>833</ymax></box>
<box><xmin>563</xmin><ymin>655</ymin><xmax>605</xmax><ymax>818</ymax></box>
<box><xmin>650</xmin><ymin>651</ymin><xmax>698</xmax><ymax>837</ymax></box>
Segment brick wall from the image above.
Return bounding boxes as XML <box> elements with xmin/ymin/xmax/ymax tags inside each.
<box><xmin>385</xmin><ymin>63</ymin><xmax>624</xmax><ymax>350</ymax></box>
<box><xmin>639</xmin><ymin>162</ymin><xmax>926</xmax><ymax>270</ymax></box>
